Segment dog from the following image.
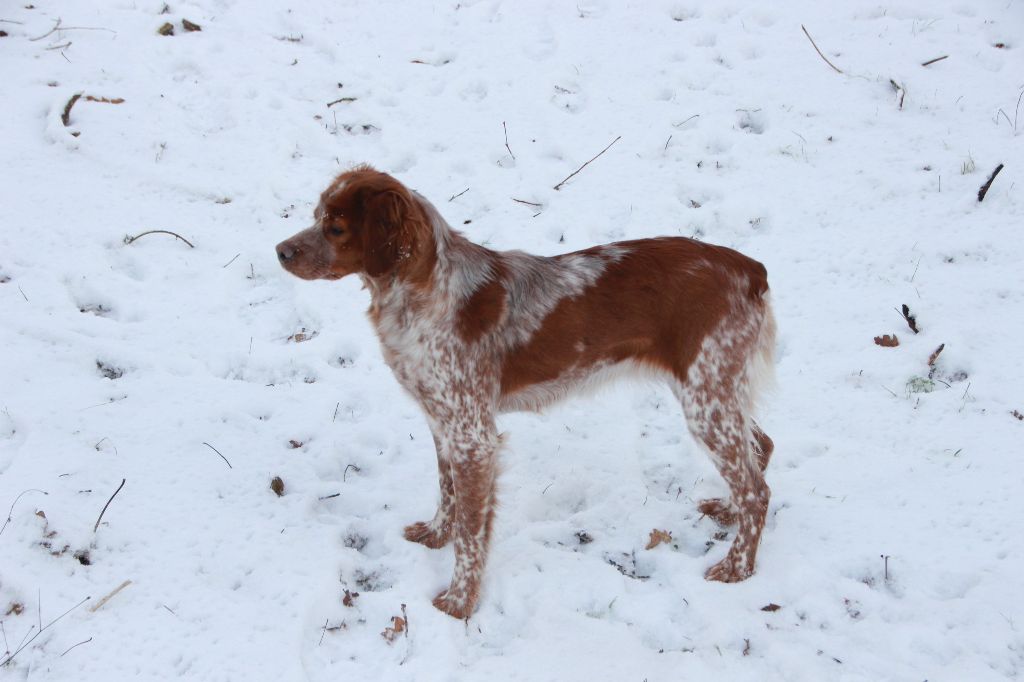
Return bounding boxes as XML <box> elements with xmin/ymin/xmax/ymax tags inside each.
<box><xmin>276</xmin><ymin>165</ymin><xmax>776</xmax><ymax>619</ymax></box>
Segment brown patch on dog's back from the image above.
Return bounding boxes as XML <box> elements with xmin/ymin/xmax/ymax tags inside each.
<box><xmin>456</xmin><ymin>278</ymin><xmax>508</xmax><ymax>344</ymax></box>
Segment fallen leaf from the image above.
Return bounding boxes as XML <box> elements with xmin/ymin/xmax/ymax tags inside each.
<box><xmin>645</xmin><ymin>528</ymin><xmax>673</xmax><ymax>550</ymax></box>
<box><xmin>874</xmin><ymin>334</ymin><xmax>899</xmax><ymax>347</ymax></box>
<box><xmin>270</xmin><ymin>476</ymin><xmax>285</xmax><ymax>497</ymax></box>
<box><xmin>381</xmin><ymin>616</ymin><xmax>406</xmax><ymax>643</ymax></box>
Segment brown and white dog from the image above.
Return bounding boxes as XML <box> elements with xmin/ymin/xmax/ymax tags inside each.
<box><xmin>276</xmin><ymin>165</ymin><xmax>776</xmax><ymax>619</ymax></box>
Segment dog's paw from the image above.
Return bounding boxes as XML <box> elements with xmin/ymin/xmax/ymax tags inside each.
<box><xmin>432</xmin><ymin>589</ymin><xmax>475</xmax><ymax>620</ymax></box>
<box><xmin>704</xmin><ymin>553</ymin><xmax>754</xmax><ymax>583</ymax></box>
<box><xmin>698</xmin><ymin>498</ymin><xmax>739</xmax><ymax>526</ymax></box>
<box><xmin>403</xmin><ymin>520</ymin><xmax>451</xmax><ymax>548</ymax></box>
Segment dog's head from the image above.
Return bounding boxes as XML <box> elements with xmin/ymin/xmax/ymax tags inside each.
<box><xmin>276</xmin><ymin>165</ymin><xmax>432</xmax><ymax>282</ymax></box>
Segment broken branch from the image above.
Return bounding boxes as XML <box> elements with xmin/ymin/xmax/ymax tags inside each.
<box><xmin>553</xmin><ymin>135</ymin><xmax>621</xmax><ymax>190</ymax></box>
<box><xmin>203</xmin><ymin>442</ymin><xmax>232</xmax><ymax>469</ymax></box>
<box><xmin>61</xmin><ymin>93</ymin><xmax>81</xmax><ymax>126</ymax></box>
<box><xmin>93</xmin><ymin>478</ymin><xmax>125</xmax><ymax>532</ymax></box>
<box><xmin>503</xmin><ymin>121</ymin><xmax>515</xmax><ymax>160</ymax></box>
<box><xmin>921</xmin><ymin>55</ymin><xmax>948</xmax><ymax>67</ymax></box>
<box><xmin>897</xmin><ymin>304</ymin><xmax>919</xmax><ymax>334</ymax></box>
<box><xmin>30</xmin><ymin>18</ymin><xmax>116</xmax><ymax>41</ymax></box>
<box><xmin>88</xmin><ymin>580</ymin><xmax>132</xmax><ymax>613</ymax></box>
<box><xmin>801</xmin><ymin>25</ymin><xmax>843</xmax><ymax>74</ymax></box>
<box><xmin>124</xmin><ymin>230</ymin><xmax>195</xmax><ymax>248</ymax></box>
<box><xmin>977</xmin><ymin>163</ymin><xmax>1004</xmax><ymax>202</ymax></box>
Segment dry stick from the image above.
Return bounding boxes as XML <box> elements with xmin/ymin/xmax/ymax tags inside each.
<box><xmin>343</xmin><ymin>464</ymin><xmax>360</xmax><ymax>482</ymax></box>
<box><xmin>45</xmin><ymin>41</ymin><xmax>71</xmax><ymax>50</ymax></box>
<box><xmin>59</xmin><ymin>637</ymin><xmax>93</xmax><ymax>657</ymax></box>
<box><xmin>84</xmin><ymin>95</ymin><xmax>124</xmax><ymax>104</ymax></box>
<box><xmin>88</xmin><ymin>580</ymin><xmax>132</xmax><ymax>613</ymax></box>
<box><xmin>203</xmin><ymin>442</ymin><xmax>232</xmax><ymax>469</ymax></box>
<box><xmin>503</xmin><ymin>121</ymin><xmax>515</xmax><ymax>160</ymax></box>
<box><xmin>61</xmin><ymin>93</ymin><xmax>81</xmax><ymax>126</ymax></box>
<box><xmin>801</xmin><ymin>24</ymin><xmax>843</xmax><ymax>74</ymax></box>
<box><xmin>29</xmin><ymin>18</ymin><xmax>116</xmax><ymax>41</ymax></box>
<box><xmin>511</xmin><ymin>198</ymin><xmax>542</xmax><ymax>207</ymax></box>
<box><xmin>977</xmin><ymin>163</ymin><xmax>1004</xmax><ymax>202</ymax></box>
<box><xmin>0</xmin><ymin>596</ymin><xmax>90</xmax><ymax>667</ymax></box>
<box><xmin>93</xmin><ymin>478</ymin><xmax>125</xmax><ymax>532</ymax></box>
<box><xmin>326</xmin><ymin>97</ymin><xmax>357</xmax><ymax>107</ymax></box>
<box><xmin>0</xmin><ymin>489</ymin><xmax>49</xmax><ymax>538</ymax></box>
<box><xmin>897</xmin><ymin>304</ymin><xmax>919</xmax><ymax>334</ymax></box>
<box><xmin>553</xmin><ymin>135</ymin><xmax>621</xmax><ymax>190</ymax></box>
<box><xmin>921</xmin><ymin>55</ymin><xmax>948</xmax><ymax>67</ymax></box>
<box><xmin>125</xmin><ymin>230</ymin><xmax>195</xmax><ymax>248</ymax></box>
<box><xmin>222</xmin><ymin>253</ymin><xmax>241</xmax><ymax>268</ymax></box>
<box><xmin>448</xmin><ymin>187</ymin><xmax>469</xmax><ymax>202</ymax></box>
<box><xmin>673</xmin><ymin>114</ymin><xmax>700</xmax><ymax>128</ymax></box>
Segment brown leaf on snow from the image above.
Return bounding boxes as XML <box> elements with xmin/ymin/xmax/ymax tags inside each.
<box><xmin>381</xmin><ymin>616</ymin><xmax>406</xmax><ymax>643</ymax></box>
<box><xmin>288</xmin><ymin>328</ymin><xmax>319</xmax><ymax>343</ymax></box>
<box><xmin>874</xmin><ymin>334</ymin><xmax>899</xmax><ymax>347</ymax></box>
<box><xmin>761</xmin><ymin>603</ymin><xmax>782</xmax><ymax>612</ymax></box>
<box><xmin>927</xmin><ymin>343</ymin><xmax>945</xmax><ymax>366</ymax></box>
<box><xmin>645</xmin><ymin>528</ymin><xmax>673</xmax><ymax>550</ymax></box>
<box><xmin>342</xmin><ymin>589</ymin><xmax>359</xmax><ymax>607</ymax></box>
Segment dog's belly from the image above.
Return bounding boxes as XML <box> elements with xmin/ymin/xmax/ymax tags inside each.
<box><xmin>497</xmin><ymin>357</ymin><xmax>667</xmax><ymax>414</ymax></box>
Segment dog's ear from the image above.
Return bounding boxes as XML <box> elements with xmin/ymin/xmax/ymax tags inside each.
<box><xmin>361</xmin><ymin>189</ymin><xmax>411</xmax><ymax>278</ymax></box>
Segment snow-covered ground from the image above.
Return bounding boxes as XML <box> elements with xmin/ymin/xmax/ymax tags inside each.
<box><xmin>2</xmin><ymin>1</ymin><xmax>1023</xmax><ymax>679</ymax></box>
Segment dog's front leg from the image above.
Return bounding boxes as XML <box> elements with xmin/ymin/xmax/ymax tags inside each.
<box><xmin>430</xmin><ymin>415</ymin><xmax>500</xmax><ymax>619</ymax></box>
<box><xmin>403</xmin><ymin>430</ymin><xmax>455</xmax><ymax>548</ymax></box>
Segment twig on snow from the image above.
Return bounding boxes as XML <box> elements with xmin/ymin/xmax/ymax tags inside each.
<box><xmin>801</xmin><ymin>25</ymin><xmax>843</xmax><ymax>74</ymax></box>
<box><xmin>896</xmin><ymin>304</ymin><xmax>919</xmax><ymax>334</ymax></box>
<box><xmin>448</xmin><ymin>187</ymin><xmax>469</xmax><ymax>202</ymax></box>
<box><xmin>0</xmin><ymin>489</ymin><xmax>49</xmax><ymax>538</ymax></box>
<box><xmin>203</xmin><ymin>442</ymin><xmax>232</xmax><ymax>469</ymax></box>
<box><xmin>59</xmin><ymin>637</ymin><xmax>93</xmax><ymax>657</ymax></box>
<box><xmin>124</xmin><ymin>230</ymin><xmax>195</xmax><ymax>248</ymax></box>
<box><xmin>511</xmin><ymin>198</ymin><xmax>542</xmax><ymax>207</ymax></box>
<box><xmin>88</xmin><ymin>580</ymin><xmax>131</xmax><ymax>613</ymax></box>
<box><xmin>93</xmin><ymin>478</ymin><xmax>125</xmax><ymax>532</ymax></box>
<box><xmin>61</xmin><ymin>93</ymin><xmax>81</xmax><ymax>126</ymax></box>
<box><xmin>977</xmin><ymin>163</ymin><xmax>1004</xmax><ymax>202</ymax></box>
<box><xmin>343</xmin><ymin>464</ymin><xmax>361</xmax><ymax>482</ymax></box>
<box><xmin>0</xmin><ymin>596</ymin><xmax>90</xmax><ymax>667</ymax></box>
<box><xmin>921</xmin><ymin>55</ymin><xmax>948</xmax><ymax>67</ymax></box>
<box><xmin>503</xmin><ymin>121</ymin><xmax>515</xmax><ymax>160</ymax></box>
<box><xmin>553</xmin><ymin>135</ymin><xmax>621</xmax><ymax>190</ymax></box>
<box><xmin>326</xmin><ymin>97</ymin><xmax>357</xmax><ymax>107</ymax></box>
<box><xmin>672</xmin><ymin>114</ymin><xmax>700</xmax><ymax>128</ymax></box>
<box><xmin>29</xmin><ymin>18</ymin><xmax>116</xmax><ymax>41</ymax></box>
<box><xmin>83</xmin><ymin>95</ymin><xmax>124</xmax><ymax>104</ymax></box>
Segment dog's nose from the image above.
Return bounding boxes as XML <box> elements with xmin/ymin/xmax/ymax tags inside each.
<box><xmin>277</xmin><ymin>243</ymin><xmax>296</xmax><ymax>262</ymax></box>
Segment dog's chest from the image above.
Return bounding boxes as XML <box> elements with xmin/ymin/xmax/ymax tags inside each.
<box><xmin>373</xmin><ymin>304</ymin><xmax>465</xmax><ymax>398</ymax></box>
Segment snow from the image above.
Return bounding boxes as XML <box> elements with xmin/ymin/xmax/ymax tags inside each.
<box><xmin>1</xmin><ymin>0</ymin><xmax>1023</xmax><ymax>679</ymax></box>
